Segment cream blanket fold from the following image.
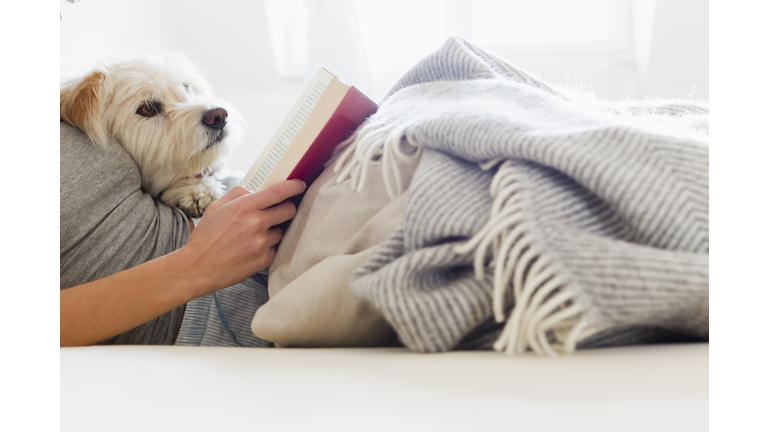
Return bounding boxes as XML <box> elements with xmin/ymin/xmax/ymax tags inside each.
<box><xmin>339</xmin><ymin>36</ymin><xmax>708</xmax><ymax>356</ymax></box>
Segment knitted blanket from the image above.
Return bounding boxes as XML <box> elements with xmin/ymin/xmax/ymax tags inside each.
<box><xmin>336</xmin><ymin>37</ymin><xmax>708</xmax><ymax>356</ymax></box>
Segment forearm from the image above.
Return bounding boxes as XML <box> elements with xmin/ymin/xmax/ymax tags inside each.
<box><xmin>60</xmin><ymin>183</ymin><xmax>304</xmax><ymax>347</ymax></box>
<box><xmin>60</xmin><ymin>248</ymin><xmax>207</xmax><ymax>347</ymax></box>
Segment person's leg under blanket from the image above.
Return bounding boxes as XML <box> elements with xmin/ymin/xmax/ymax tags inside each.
<box><xmin>175</xmin><ymin>270</ymin><xmax>272</xmax><ymax>347</ymax></box>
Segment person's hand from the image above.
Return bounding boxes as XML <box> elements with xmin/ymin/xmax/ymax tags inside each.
<box><xmin>176</xmin><ymin>180</ymin><xmax>306</xmax><ymax>297</ymax></box>
<box><xmin>60</xmin><ymin>180</ymin><xmax>306</xmax><ymax>347</ymax></box>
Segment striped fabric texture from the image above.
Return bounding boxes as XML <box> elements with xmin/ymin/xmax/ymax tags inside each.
<box><xmin>175</xmin><ymin>270</ymin><xmax>272</xmax><ymax>347</ymax></box>
<box><xmin>341</xmin><ymin>36</ymin><xmax>708</xmax><ymax>356</ymax></box>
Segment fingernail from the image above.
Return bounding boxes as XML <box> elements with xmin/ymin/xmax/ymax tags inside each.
<box><xmin>301</xmin><ymin>180</ymin><xmax>307</xmax><ymax>190</ymax></box>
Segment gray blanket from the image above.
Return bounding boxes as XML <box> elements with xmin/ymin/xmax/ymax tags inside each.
<box><xmin>339</xmin><ymin>37</ymin><xmax>708</xmax><ymax>356</ymax></box>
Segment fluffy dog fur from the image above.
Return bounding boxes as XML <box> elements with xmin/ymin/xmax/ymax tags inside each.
<box><xmin>60</xmin><ymin>53</ymin><xmax>244</xmax><ymax>217</ymax></box>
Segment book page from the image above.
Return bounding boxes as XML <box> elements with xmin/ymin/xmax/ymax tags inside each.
<box><xmin>241</xmin><ymin>68</ymin><xmax>334</xmax><ymax>191</ymax></box>
<box><xmin>258</xmin><ymin>76</ymin><xmax>349</xmax><ymax>191</ymax></box>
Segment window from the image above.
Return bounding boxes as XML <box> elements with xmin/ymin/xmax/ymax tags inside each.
<box><xmin>265</xmin><ymin>0</ymin><xmax>656</xmax><ymax>100</ymax></box>
<box><xmin>264</xmin><ymin>0</ymin><xmax>309</xmax><ymax>77</ymax></box>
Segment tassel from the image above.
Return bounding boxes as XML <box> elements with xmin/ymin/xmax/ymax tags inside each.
<box><xmin>332</xmin><ymin>119</ymin><xmax>422</xmax><ymax>200</ymax></box>
<box><xmin>456</xmin><ymin>162</ymin><xmax>591</xmax><ymax>356</ymax></box>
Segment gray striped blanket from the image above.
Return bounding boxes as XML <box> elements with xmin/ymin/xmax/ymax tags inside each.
<box><xmin>337</xmin><ymin>36</ymin><xmax>708</xmax><ymax>356</ymax></box>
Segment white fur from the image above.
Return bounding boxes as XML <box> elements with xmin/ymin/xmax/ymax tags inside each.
<box><xmin>60</xmin><ymin>53</ymin><xmax>244</xmax><ymax>217</ymax></box>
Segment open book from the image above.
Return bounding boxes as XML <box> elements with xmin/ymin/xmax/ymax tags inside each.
<box><xmin>241</xmin><ymin>68</ymin><xmax>378</xmax><ymax>192</ymax></box>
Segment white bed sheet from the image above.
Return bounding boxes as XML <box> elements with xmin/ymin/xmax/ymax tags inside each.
<box><xmin>61</xmin><ymin>343</ymin><xmax>708</xmax><ymax>431</ymax></box>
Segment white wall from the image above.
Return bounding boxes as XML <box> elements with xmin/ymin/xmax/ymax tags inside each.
<box><xmin>60</xmin><ymin>0</ymin><xmax>708</xmax><ymax>174</ymax></box>
<box><xmin>644</xmin><ymin>0</ymin><xmax>708</xmax><ymax>99</ymax></box>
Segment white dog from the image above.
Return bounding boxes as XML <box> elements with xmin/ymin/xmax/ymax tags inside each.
<box><xmin>60</xmin><ymin>53</ymin><xmax>244</xmax><ymax>217</ymax></box>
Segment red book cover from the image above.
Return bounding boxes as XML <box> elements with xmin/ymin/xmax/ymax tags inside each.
<box><xmin>285</xmin><ymin>86</ymin><xmax>378</xmax><ymax>186</ymax></box>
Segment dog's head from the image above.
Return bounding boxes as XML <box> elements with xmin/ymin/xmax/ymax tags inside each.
<box><xmin>60</xmin><ymin>53</ymin><xmax>244</xmax><ymax>197</ymax></box>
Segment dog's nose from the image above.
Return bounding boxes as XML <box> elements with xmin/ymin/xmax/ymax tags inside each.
<box><xmin>203</xmin><ymin>107</ymin><xmax>228</xmax><ymax>130</ymax></box>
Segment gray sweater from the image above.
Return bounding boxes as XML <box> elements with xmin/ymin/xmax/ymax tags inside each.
<box><xmin>60</xmin><ymin>121</ymin><xmax>189</xmax><ymax>345</ymax></box>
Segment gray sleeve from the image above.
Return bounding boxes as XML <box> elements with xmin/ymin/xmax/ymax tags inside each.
<box><xmin>60</xmin><ymin>122</ymin><xmax>190</xmax><ymax>345</ymax></box>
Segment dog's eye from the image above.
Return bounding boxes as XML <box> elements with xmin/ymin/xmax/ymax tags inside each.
<box><xmin>136</xmin><ymin>102</ymin><xmax>159</xmax><ymax>118</ymax></box>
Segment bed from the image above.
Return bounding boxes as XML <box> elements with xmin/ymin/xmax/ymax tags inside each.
<box><xmin>61</xmin><ymin>343</ymin><xmax>708</xmax><ymax>431</ymax></box>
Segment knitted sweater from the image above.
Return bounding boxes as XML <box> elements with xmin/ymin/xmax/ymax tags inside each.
<box><xmin>60</xmin><ymin>122</ymin><xmax>189</xmax><ymax>345</ymax></box>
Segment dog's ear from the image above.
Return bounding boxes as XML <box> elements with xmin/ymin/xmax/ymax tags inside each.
<box><xmin>60</xmin><ymin>71</ymin><xmax>109</xmax><ymax>147</ymax></box>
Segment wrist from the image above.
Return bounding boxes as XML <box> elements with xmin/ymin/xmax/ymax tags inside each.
<box><xmin>159</xmin><ymin>246</ymin><xmax>215</xmax><ymax>303</ymax></box>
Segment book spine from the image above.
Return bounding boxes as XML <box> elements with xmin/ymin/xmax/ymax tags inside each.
<box><xmin>285</xmin><ymin>86</ymin><xmax>378</xmax><ymax>186</ymax></box>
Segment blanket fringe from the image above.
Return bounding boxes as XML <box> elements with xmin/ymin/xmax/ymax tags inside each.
<box><xmin>455</xmin><ymin>161</ymin><xmax>591</xmax><ymax>356</ymax></box>
<box><xmin>331</xmin><ymin>120</ymin><xmax>423</xmax><ymax>200</ymax></box>
<box><xmin>336</xmin><ymin>123</ymin><xmax>595</xmax><ymax>356</ymax></box>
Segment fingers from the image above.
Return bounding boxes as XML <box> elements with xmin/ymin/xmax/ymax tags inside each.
<box><xmin>205</xmin><ymin>186</ymin><xmax>251</xmax><ymax>214</ymax></box>
<box><xmin>266</xmin><ymin>227</ymin><xmax>284</xmax><ymax>247</ymax></box>
<box><xmin>218</xmin><ymin>185</ymin><xmax>252</xmax><ymax>205</ymax></box>
<box><xmin>248</xmin><ymin>180</ymin><xmax>307</xmax><ymax>210</ymax></box>
<box><xmin>261</xmin><ymin>201</ymin><xmax>298</xmax><ymax>228</ymax></box>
